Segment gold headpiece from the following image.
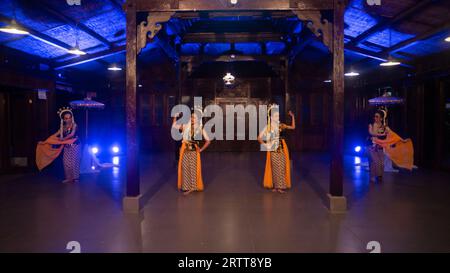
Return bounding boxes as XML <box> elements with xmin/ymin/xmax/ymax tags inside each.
<box><xmin>57</xmin><ymin>107</ymin><xmax>75</xmax><ymax>140</ymax></box>
<box><xmin>267</xmin><ymin>103</ymin><xmax>279</xmax><ymax>132</ymax></box>
<box><xmin>57</xmin><ymin>107</ymin><xmax>73</xmax><ymax>119</ymax></box>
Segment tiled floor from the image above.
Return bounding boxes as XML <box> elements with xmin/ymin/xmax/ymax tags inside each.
<box><xmin>1</xmin><ymin>152</ymin><xmax>450</xmax><ymax>253</ymax></box>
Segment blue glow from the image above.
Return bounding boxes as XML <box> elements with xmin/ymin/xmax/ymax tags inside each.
<box><xmin>292</xmin><ymin>21</ymin><xmax>302</xmax><ymax>34</ymax></box>
<box><xmin>181</xmin><ymin>43</ymin><xmax>201</xmax><ymax>55</ymax></box>
<box><xmin>113</xmin><ymin>156</ymin><xmax>120</xmax><ymax>166</ymax></box>
<box><xmin>354</xmin><ymin>146</ymin><xmax>362</xmax><ymax>153</ymax></box>
<box><xmin>235</xmin><ymin>43</ymin><xmax>261</xmax><ymax>55</ymax></box>
<box><xmin>357</xmin><ymin>42</ymin><xmax>383</xmax><ymax>52</ymax></box>
<box><xmin>266</xmin><ymin>42</ymin><xmax>285</xmax><ymax>55</ymax></box>
<box><xmin>344</xmin><ymin>6</ymin><xmax>378</xmax><ymax>38</ymax></box>
<box><xmin>91</xmin><ymin>147</ymin><xmax>99</xmax><ymax>155</ymax></box>
<box><xmin>112</xmin><ymin>146</ymin><xmax>120</xmax><ymax>154</ymax></box>
<box><xmin>204</xmin><ymin>43</ymin><xmax>231</xmax><ymax>55</ymax></box>
<box><xmin>82</xmin><ymin>10</ymin><xmax>126</xmax><ymax>42</ymax></box>
<box><xmin>366</xmin><ymin>28</ymin><xmax>415</xmax><ymax>48</ymax></box>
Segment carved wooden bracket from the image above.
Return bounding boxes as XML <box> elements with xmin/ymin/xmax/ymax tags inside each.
<box><xmin>293</xmin><ymin>10</ymin><xmax>333</xmax><ymax>52</ymax></box>
<box><xmin>137</xmin><ymin>12</ymin><xmax>175</xmax><ymax>54</ymax></box>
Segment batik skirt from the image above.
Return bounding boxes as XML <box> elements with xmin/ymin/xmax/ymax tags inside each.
<box><xmin>63</xmin><ymin>143</ymin><xmax>81</xmax><ymax>180</ymax></box>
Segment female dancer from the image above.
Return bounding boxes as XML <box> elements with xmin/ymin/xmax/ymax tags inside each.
<box><xmin>368</xmin><ymin>110</ymin><xmax>389</xmax><ymax>182</ymax></box>
<box><xmin>172</xmin><ymin>111</ymin><xmax>211</xmax><ymax>195</ymax></box>
<box><xmin>36</xmin><ymin>107</ymin><xmax>81</xmax><ymax>183</ymax></box>
<box><xmin>258</xmin><ymin>106</ymin><xmax>296</xmax><ymax>193</ymax></box>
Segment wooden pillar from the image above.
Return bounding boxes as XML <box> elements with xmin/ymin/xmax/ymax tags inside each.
<box><xmin>123</xmin><ymin>0</ymin><xmax>140</xmax><ymax>212</ymax></box>
<box><xmin>328</xmin><ymin>0</ymin><xmax>346</xmax><ymax>212</ymax></box>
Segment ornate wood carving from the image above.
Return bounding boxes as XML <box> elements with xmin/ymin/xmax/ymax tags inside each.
<box><xmin>293</xmin><ymin>10</ymin><xmax>333</xmax><ymax>52</ymax></box>
<box><xmin>137</xmin><ymin>12</ymin><xmax>175</xmax><ymax>54</ymax></box>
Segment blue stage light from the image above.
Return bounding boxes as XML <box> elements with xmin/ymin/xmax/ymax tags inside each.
<box><xmin>354</xmin><ymin>146</ymin><xmax>362</xmax><ymax>153</ymax></box>
<box><xmin>91</xmin><ymin>147</ymin><xmax>99</xmax><ymax>154</ymax></box>
<box><xmin>113</xmin><ymin>156</ymin><xmax>120</xmax><ymax>166</ymax></box>
<box><xmin>112</xmin><ymin>146</ymin><xmax>120</xmax><ymax>154</ymax></box>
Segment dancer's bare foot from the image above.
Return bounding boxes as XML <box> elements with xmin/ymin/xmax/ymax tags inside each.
<box><xmin>271</xmin><ymin>188</ymin><xmax>277</xmax><ymax>193</ymax></box>
<box><xmin>277</xmin><ymin>189</ymin><xmax>286</xmax><ymax>194</ymax></box>
<box><xmin>183</xmin><ymin>189</ymin><xmax>195</xmax><ymax>196</ymax></box>
<box><xmin>62</xmin><ymin>179</ymin><xmax>72</xmax><ymax>184</ymax></box>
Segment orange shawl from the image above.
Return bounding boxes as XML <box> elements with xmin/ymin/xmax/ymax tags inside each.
<box><xmin>373</xmin><ymin>130</ymin><xmax>414</xmax><ymax>171</ymax></box>
<box><xmin>36</xmin><ymin>135</ymin><xmax>77</xmax><ymax>171</ymax></box>
<box><xmin>177</xmin><ymin>142</ymin><xmax>204</xmax><ymax>191</ymax></box>
<box><xmin>263</xmin><ymin>139</ymin><xmax>292</xmax><ymax>189</ymax></box>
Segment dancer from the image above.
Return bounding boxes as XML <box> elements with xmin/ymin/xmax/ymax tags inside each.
<box><xmin>36</xmin><ymin>107</ymin><xmax>81</xmax><ymax>183</ymax></box>
<box><xmin>258</xmin><ymin>105</ymin><xmax>295</xmax><ymax>193</ymax></box>
<box><xmin>368</xmin><ymin>110</ymin><xmax>388</xmax><ymax>182</ymax></box>
<box><xmin>367</xmin><ymin>109</ymin><xmax>415</xmax><ymax>183</ymax></box>
<box><xmin>172</xmin><ymin>110</ymin><xmax>211</xmax><ymax>195</ymax></box>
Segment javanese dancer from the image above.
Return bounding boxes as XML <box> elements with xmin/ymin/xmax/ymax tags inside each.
<box><xmin>36</xmin><ymin>107</ymin><xmax>81</xmax><ymax>183</ymax></box>
<box><xmin>258</xmin><ymin>106</ymin><xmax>295</xmax><ymax>193</ymax></box>
<box><xmin>172</xmin><ymin>111</ymin><xmax>211</xmax><ymax>195</ymax></box>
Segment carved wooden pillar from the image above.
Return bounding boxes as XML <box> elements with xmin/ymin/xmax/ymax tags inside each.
<box><xmin>125</xmin><ymin>1</ymin><xmax>139</xmax><ymax>198</ymax></box>
<box><xmin>328</xmin><ymin>0</ymin><xmax>346</xmax><ymax>212</ymax></box>
<box><xmin>123</xmin><ymin>3</ymin><xmax>174</xmax><ymax>212</ymax></box>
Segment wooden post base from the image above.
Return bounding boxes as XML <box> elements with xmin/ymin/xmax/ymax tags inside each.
<box><xmin>327</xmin><ymin>193</ymin><xmax>347</xmax><ymax>213</ymax></box>
<box><xmin>123</xmin><ymin>195</ymin><xmax>142</xmax><ymax>213</ymax></box>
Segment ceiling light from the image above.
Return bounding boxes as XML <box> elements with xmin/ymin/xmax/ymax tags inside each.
<box><xmin>67</xmin><ymin>47</ymin><xmax>86</xmax><ymax>55</ymax></box>
<box><xmin>108</xmin><ymin>65</ymin><xmax>122</xmax><ymax>71</ymax></box>
<box><xmin>445</xmin><ymin>36</ymin><xmax>450</xmax><ymax>42</ymax></box>
<box><xmin>345</xmin><ymin>71</ymin><xmax>359</xmax><ymax>77</ymax></box>
<box><xmin>0</xmin><ymin>26</ymin><xmax>29</xmax><ymax>35</ymax></box>
<box><xmin>380</xmin><ymin>60</ymin><xmax>401</xmax><ymax>67</ymax></box>
<box><xmin>223</xmin><ymin>72</ymin><xmax>235</xmax><ymax>85</ymax></box>
<box><xmin>380</xmin><ymin>56</ymin><xmax>401</xmax><ymax>67</ymax></box>
<box><xmin>324</xmin><ymin>79</ymin><xmax>332</xmax><ymax>83</ymax></box>
<box><xmin>0</xmin><ymin>19</ymin><xmax>29</xmax><ymax>35</ymax></box>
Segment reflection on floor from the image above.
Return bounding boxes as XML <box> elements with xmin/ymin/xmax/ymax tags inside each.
<box><xmin>1</xmin><ymin>152</ymin><xmax>450</xmax><ymax>253</ymax></box>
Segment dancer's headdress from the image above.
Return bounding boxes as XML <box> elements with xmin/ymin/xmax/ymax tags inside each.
<box><xmin>57</xmin><ymin>107</ymin><xmax>75</xmax><ymax>140</ymax></box>
<box><xmin>267</xmin><ymin>103</ymin><xmax>279</xmax><ymax>132</ymax></box>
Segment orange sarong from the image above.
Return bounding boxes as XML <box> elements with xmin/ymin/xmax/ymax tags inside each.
<box><xmin>373</xmin><ymin>130</ymin><xmax>414</xmax><ymax>171</ymax></box>
<box><xmin>263</xmin><ymin>139</ymin><xmax>292</xmax><ymax>189</ymax></box>
<box><xmin>177</xmin><ymin>142</ymin><xmax>204</xmax><ymax>191</ymax></box>
<box><xmin>35</xmin><ymin>135</ymin><xmax>77</xmax><ymax>171</ymax></box>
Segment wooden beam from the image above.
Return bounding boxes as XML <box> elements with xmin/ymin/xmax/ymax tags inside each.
<box><xmin>134</xmin><ymin>0</ymin><xmax>333</xmax><ymax>11</ymax></box>
<box><xmin>180</xmin><ymin>54</ymin><xmax>285</xmax><ymax>64</ymax></box>
<box><xmin>347</xmin><ymin>0</ymin><xmax>437</xmax><ymax>47</ymax></box>
<box><xmin>51</xmin><ymin>38</ymin><xmax>126</xmax><ymax>63</ymax></box>
<box><xmin>53</xmin><ymin>45</ymin><xmax>126</xmax><ymax>70</ymax></box>
<box><xmin>288</xmin><ymin>35</ymin><xmax>314</xmax><ymax>65</ymax></box>
<box><xmin>125</xmin><ymin>0</ymin><xmax>140</xmax><ymax>197</ymax></box>
<box><xmin>154</xmin><ymin>34</ymin><xmax>179</xmax><ymax>62</ymax></box>
<box><xmin>330</xmin><ymin>0</ymin><xmax>345</xmax><ymax>197</ymax></box>
<box><xmin>384</xmin><ymin>21</ymin><xmax>450</xmax><ymax>54</ymax></box>
<box><xmin>173</xmin><ymin>11</ymin><xmax>297</xmax><ymax>19</ymax></box>
<box><xmin>345</xmin><ymin>45</ymin><xmax>414</xmax><ymax>68</ymax></box>
<box><xmin>182</xmin><ymin>32</ymin><xmax>284</xmax><ymax>43</ymax></box>
<box><xmin>345</xmin><ymin>45</ymin><xmax>388</xmax><ymax>62</ymax></box>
